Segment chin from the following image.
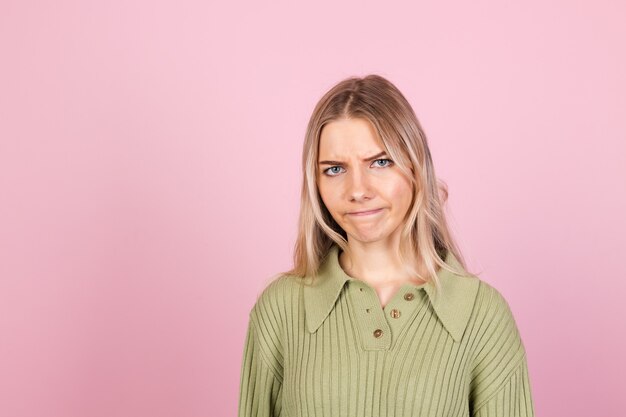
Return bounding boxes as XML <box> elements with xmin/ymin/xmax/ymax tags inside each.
<box><xmin>347</xmin><ymin>231</ymin><xmax>391</xmax><ymax>243</ymax></box>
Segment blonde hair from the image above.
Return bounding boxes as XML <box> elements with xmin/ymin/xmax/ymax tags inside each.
<box><xmin>279</xmin><ymin>74</ymin><xmax>475</xmax><ymax>294</ymax></box>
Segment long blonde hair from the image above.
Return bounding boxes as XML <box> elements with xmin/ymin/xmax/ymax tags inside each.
<box><xmin>278</xmin><ymin>74</ymin><xmax>475</xmax><ymax>294</ymax></box>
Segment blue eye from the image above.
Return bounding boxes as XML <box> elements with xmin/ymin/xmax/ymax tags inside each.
<box><xmin>373</xmin><ymin>159</ymin><xmax>393</xmax><ymax>168</ymax></box>
<box><xmin>323</xmin><ymin>158</ymin><xmax>394</xmax><ymax>177</ymax></box>
<box><xmin>325</xmin><ymin>166</ymin><xmax>344</xmax><ymax>176</ymax></box>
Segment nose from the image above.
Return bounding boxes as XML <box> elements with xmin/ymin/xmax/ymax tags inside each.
<box><xmin>347</xmin><ymin>167</ymin><xmax>373</xmax><ymax>202</ymax></box>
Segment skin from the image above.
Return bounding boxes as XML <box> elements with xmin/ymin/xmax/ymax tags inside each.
<box><xmin>317</xmin><ymin>117</ymin><xmax>428</xmax><ymax>307</ymax></box>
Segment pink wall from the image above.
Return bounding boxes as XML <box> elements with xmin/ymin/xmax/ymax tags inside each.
<box><xmin>1</xmin><ymin>1</ymin><xmax>624</xmax><ymax>416</ymax></box>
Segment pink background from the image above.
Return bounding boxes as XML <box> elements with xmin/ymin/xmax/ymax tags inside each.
<box><xmin>1</xmin><ymin>1</ymin><xmax>625</xmax><ymax>416</ymax></box>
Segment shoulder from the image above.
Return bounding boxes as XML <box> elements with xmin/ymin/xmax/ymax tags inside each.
<box><xmin>469</xmin><ymin>278</ymin><xmax>528</xmax><ymax>371</ymax></box>
<box><xmin>243</xmin><ymin>275</ymin><xmax>302</xmax><ymax>374</ymax></box>
<box><xmin>250</xmin><ymin>273</ymin><xmax>302</xmax><ymax>313</ymax></box>
<box><xmin>248</xmin><ymin>273</ymin><xmax>303</xmax><ymax>330</ymax></box>
<box><xmin>241</xmin><ymin>275</ymin><xmax>301</xmax><ymax>381</ymax></box>
<box><xmin>472</xmin><ymin>279</ymin><xmax>522</xmax><ymax>331</ymax></box>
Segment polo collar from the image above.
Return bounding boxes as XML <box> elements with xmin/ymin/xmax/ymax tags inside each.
<box><xmin>302</xmin><ymin>243</ymin><xmax>480</xmax><ymax>342</ymax></box>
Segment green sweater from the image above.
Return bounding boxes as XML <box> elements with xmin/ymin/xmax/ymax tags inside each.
<box><xmin>238</xmin><ymin>244</ymin><xmax>535</xmax><ymax>416</ymax></box>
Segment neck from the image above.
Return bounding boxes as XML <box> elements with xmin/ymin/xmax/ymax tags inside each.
<box><xmin>338</xmin><ymin>244</ymin><xmax>430</xmax><ymax>286</ymax></box>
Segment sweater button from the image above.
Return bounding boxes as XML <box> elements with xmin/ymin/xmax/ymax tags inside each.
<box><xmin>373</xmin><ymin>329</ymin><xmax>383</xmax><ymax>338</ymax></box>
<box><xmin>390</xmin><ymin>309</ymin><xmax>401</xmax><ymax>318</ymax></box>
<box><xmin>404</xmin><ymin>292</ymin><xmax>415</xmax><ymax>301</ymax></box>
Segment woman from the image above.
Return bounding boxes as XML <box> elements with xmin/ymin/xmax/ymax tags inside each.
<box><xmin>238</xmin><ymin>74</ymin><xmax>535</xmax><ymax>417</ymax></box>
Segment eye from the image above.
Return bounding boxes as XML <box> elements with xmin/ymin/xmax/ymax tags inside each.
<box><xmin>373</xmin><ymin>158</ymin><xmax>394</xmax><ymax>168</ymax></box>
<box><xmin>322</xmin><ymin>158</ymin><xmax>394</xmax><ymax>177</ymax></box>
<box><xmin>323</xmin><ymin>166</ymin><xmax>345</xmax><ymax>177</ymax></box>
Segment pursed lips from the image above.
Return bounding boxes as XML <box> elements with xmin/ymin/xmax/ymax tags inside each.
<box><xmin>348</xmin><ymin>208</ymin><xmax>384</xmax><ymax>216</ymax></box>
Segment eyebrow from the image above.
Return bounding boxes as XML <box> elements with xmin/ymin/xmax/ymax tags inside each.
<box><xmin>318</xmin><ymin>151</ymin><xmax>388</xmax><ymax>166</ymax></box>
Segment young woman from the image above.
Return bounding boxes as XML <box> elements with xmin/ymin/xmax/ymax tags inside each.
<box><xmin>238</xmin><ymin>75</ymin><xmax>535</xmax><ymax>417</ymax></box>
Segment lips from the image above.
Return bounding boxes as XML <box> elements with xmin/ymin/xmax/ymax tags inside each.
<box><xmin>348</xmin><ymin>208</ymin><xmax>384</xmax><ymax>216</ymax></box>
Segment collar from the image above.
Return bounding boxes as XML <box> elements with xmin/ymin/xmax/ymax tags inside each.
<box><xmin>302</xmin><ymin>243</ymin><xmax>480</xmax><ymax>342</ymax></box>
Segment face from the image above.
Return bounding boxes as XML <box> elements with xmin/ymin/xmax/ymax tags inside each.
<box><xmin>317</xmin><ymin>117</ymin><xmax>414</xmax><ymax>247</ymax></box>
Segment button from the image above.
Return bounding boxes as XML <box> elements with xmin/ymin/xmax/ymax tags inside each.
<box><xmin>390</xmin><ymin>309</ymin><xmax>401</xmax><ymax>318</ymax></box>
<box><xmin>404</xmin><ymin>292</ymin><xmax>415</xmax><ymax>301</ymax></box>
<box><xmin>373</xmin><ymin>329</ymin><xmax>383</xmax><ymax>338</ymax></box>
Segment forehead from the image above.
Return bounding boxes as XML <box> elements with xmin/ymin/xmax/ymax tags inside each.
<box><xmin>319</xmin><ymin>118</ymin><xmax>384</xmax><ymax>157</ymax></box>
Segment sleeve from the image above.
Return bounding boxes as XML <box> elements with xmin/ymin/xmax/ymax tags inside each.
<box><xmin>469</xmin><ymin>281</ymin><xmax>536</xmax><ymax>417</ymax></box>
<box><xmin>237</xmin><ymin>313</ymin><xmax>283</xmax><ymax>417</ymax></box>
<box><xmin>472</xmin><ymin>355</ymin><xmax>535</xmax><ymax>417</ymax></box>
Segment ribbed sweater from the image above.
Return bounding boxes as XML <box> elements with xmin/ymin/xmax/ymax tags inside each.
<box><xmin>238</xmin><ymin>244</ymin><xmax>535</xmax><ymax>417</ymax></box>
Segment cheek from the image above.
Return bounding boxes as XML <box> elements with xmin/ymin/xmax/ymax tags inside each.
<box><xmin>388</xmin><ymin>177</ymin><xmax>414</xmax><ymax>208</ymax></box>
<box><xmin>317</xmin><ymin>182</ymin><xmax>339</xmax><ymax>212</ymax></box>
